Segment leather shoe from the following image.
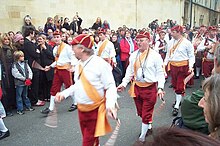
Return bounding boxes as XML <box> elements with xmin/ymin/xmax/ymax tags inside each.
<box><xmin>68</xmin><ymin>104</ymin><xmax>77</xmax><ymax>112</ymax></box>
<box><xmin>146</xmin><ymin>128</ymin><xmax>153</xmax><ymax>136</ymax></box>
<box><xmin>169</xmin><ymin>84</ymin><xmax>173</xmax><ymax>88</ymax></box>
<box><xmin>194</xmin><ymin>76</ymin><xmax>199</xmax><ymax>79</ymax></box>
<box><xmin>41</xmin><ymin>108</ymin><xmax>52</xmax><ymax>114</ymax></box>
<box><xmin>172</xmin><ymin>108</ymin><xmax>179</xmax><ymax>116</ymax></box>
<box><xmin>133</xmin><ymin>139</ymin><xmax>145</xmax><ymax>146</ymax></box>
<box><xmin>0</xmin><ymin>130</ymin><xmax>10</xmax><ymax>140</ymax></box>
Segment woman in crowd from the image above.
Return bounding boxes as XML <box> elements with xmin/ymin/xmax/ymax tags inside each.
<box><xmin>0</xmin><ymin>33</ymin><xmax>16</xmax><ymax>116</ymax></box>
<box><xmin>120</xmin><ymin>29</ymin><xmax>138</xmax><ymax>77</ymax></box>
<box><xmin>37</xmin><ymin>33</ymin><xmax>54</xmax><ymax>103</ymax></box>
<box><xmin>13</xmin><ymin>33</ymin><xmax>24</xmax><ymax>51</ymax></box>
<box><xmin>7</xmin><ymin>31</ymin><xmax>15</xmax><ymax>42</ymax></box>
<box><xmin>44</xmin><ymin>17</ymin><xmax>56</xmax><ymax>34</ymax></box>
<box><xmin>91</xmin><ymin>17</ymin><xmax>102</xmax><ymax>30</ymax></box>
<box><xmin>62</xmin><ymin>17</ymin><xmax>70</xmax><ymax>31</ymax></box>
<box><xmin>21</xmin><ymin>15</ymin><xmax>35</xmax><ymax>35</ymax></box>
<box><xmin>111</xmin><ymin>33</ymin><xmax>122</xmax><ymax>69</ymax></box>
<box><xmin>92</xmin><ymin>34</ymin><xmax>100</xmax><ymax>55</ymax></box>
<box><xmin>102</xmin><ymin>20</ymin><xmax>110</xmax><ymax>29</ymax></box>
<box><xmin>198</xmin><ymin>74</ymin><xmax>220</xmax><ymax>140</ymax></box>
<box><xmin>140</xmin><ymin>127</ymin><xmax>220</xmax><ymax>146</ymax></box>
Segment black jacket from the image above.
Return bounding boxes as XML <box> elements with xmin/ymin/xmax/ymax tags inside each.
<box><xmin>23</xmin><ymin>38</ymin><xmax>40</xmax><ymax>69</ymax></box>
<box><xmin>39</xmin><ymin>43</ymin><xmax>54</xmax><ymax>81</ymax></box>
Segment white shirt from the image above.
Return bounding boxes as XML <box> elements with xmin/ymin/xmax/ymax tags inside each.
<box><xmin>164</xmin><ymin>38</ymin><xmax>195</xmax><ymax>68</ymax></box>
<box><xmin>60</xmin><ymin>55</ymin><xmax>117</xmax><ymax>109</ymax></box>
<box><xmin>96</xmin><ymin>39</ymin><xmax>116</xmax><ymax>63</ymax></box>
<box><xmin>50</xmin><ymin>43</ymin><xmax>78</xmax><ymax>68</ymax></box>
<box><xmin>197</xmin><ymin>37</ymin><xmax>217</xmax><ymax>60</ymax></box>
<box><xmin>154</xmin><ymin>39</ymin><xmax>167</xmax><ymax>53</ymax></box>
<box><xmin>121</xmin><ymin>49</ymin><xmax>165</xmax><ymax>89</ymax></box>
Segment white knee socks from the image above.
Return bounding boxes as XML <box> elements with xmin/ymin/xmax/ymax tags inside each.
<box><xmin>0</xmin><ymin>118</ymin><xmax>8</xmax><ymax>132</ymax></box>
<box><xmin>174</xmin><ymin>94</ymin><xmax>182</xmax><ymax>109</ymax></box>
<box><xmin>49</xmin><ymin>96</ymin><xmax>55</xmax><ymax>111</ymax></box>
<box><xmin>196</xmin><ymin>67</ymin><xmax>200</xmax><ymax>76</ymax></box>
<box><xmin>139</xmin><ymin>123</ymin><xmax>149</xmax><ymax>141</ymax></box>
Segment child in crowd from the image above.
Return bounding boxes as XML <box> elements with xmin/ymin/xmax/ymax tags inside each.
<box><xmin>11</xmin><ymin>51</ymin><xmax>34</xmax><ymax>115</ymax></box>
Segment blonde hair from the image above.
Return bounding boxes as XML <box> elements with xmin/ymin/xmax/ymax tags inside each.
<box><xmin>0</xmin><ymin>33</ymin><xmax>13</xmax><ymax>49</ymax></box>
<box><xmin>202</xmin><ymin>74</ymin><xmax>220</xmax><ymax>140</ymax></box>
<box><xmin>14</xmin><ymin>50</ymin><xmax>24</xmax><ymax>61</ymax></box>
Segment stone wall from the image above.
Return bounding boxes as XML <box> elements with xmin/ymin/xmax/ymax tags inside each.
<box><xmin>0</xmin><ymin>0</ymin><xmax>186</xmax><ymax>32</ymax></box>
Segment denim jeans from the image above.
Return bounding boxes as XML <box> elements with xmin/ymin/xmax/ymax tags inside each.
<box><xmin>16</xmin><ymin>85</ymin><xmax>31</xmax><ymax>111</ymax></box>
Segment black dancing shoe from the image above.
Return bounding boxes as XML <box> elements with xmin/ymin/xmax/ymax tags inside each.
<box><xmin>194</xmin><ymin>76</ymin><xmax>199</xmax><ymax>79</ymax></box>
<box><xmin>172</xmin><ymin>108</ymin><xmax>179</xmax><ymax>116</ymax></box>
<box><xmin>68</xmin><ymin>104</ymin><xmax>77</xmax><ymax>112</ymax></box>
<box><xmin>0</xmin><ymin>130</ymin><xmax>10</xmax><ymax>140</ymax></box>
<box><xmin>146</xmin><ymin>128</ymin><xmax>153</xmax><ymax>136</ymax></box>
<box><xmin>169</xmin><ymin>84</ymin><xmax>173</xmax><ymax>88</ymax></box>
<box><xmin>41</xmin><ymin>108</ymin><xmax>52</xmax><ymax>114</ymax></box>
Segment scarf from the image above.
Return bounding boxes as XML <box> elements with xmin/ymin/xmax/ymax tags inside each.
<box><xmin>125</xmin><ymin>37</ymin><xmax>134</xmax><ymax>54</ymax></box>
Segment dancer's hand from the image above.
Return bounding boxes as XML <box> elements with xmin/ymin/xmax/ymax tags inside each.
<box><xmin>107</xmin><ymin>107</ymin><xmax>118</xmax><ymax>120</ymax></box>
<box><xmin>44</xmin><ymin>66</ymin><xmax>51</xmax><ymax>71</ymax></box>
<box><xmin>158</xmin><ymin>88</ymin><xmax>165</xmax><ymax>102</ymax></box>
<box><xmin>117</xmin><ymin>84</ymin><xmax>125</xmax><ymax>92</ymax></box>
<box><xmin>188</xmin><ymin>67</ymin><xmax>193</xmax><ymax>73</ymax></box>
<box><xmin>55</xmin><ymin>92</ymin><xmax>65</xmax><ymax>103</ymax></box>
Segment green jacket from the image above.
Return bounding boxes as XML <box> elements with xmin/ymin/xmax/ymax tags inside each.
<box><xmin>181</xmin><ymin>89</ymin><xmax>209</xmax><ymax>134</ymax></box>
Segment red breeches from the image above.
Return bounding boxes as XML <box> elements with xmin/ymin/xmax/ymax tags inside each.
<box><xmin>170</xmin><ymin>65</ymin><xmax>189</xmax><ymax>94</ymax></box>
<box><xmin>50</xmin><ymin>69</ymin><xmax>73</xmax><ymax>96</ymax></box>
<box><xmin>78</xmin><ymin>108</ymin><xmax>99</xmax><ymax>146</ymax></box>
<box><xmin>133</xmin><ymin>83</ymin><xmax>157</xmax><ymax>124</ymax></box>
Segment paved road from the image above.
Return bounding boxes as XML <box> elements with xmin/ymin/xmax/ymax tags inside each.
<box><xmin>0</xmin><ymin>78</ymin><xmax>202</xmax><ymax>146</ymax></box>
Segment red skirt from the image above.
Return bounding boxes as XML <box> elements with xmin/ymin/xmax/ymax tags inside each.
<box><xmin>133</xmin><ymin>83</ymin><xmax>157</xmax><ymax>124</ymax></box>
<box><xmin>78</xmin><ymin>108</ymin><xmax>99</xmax><ymax>146</ymax></box>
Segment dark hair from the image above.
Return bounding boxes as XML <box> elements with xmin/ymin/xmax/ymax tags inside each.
<box><xmin>24</xmin><ymin>26</ymin><xmax>35</xmax><ymax>37</ymax></box>
<box><xmin>144</xmin><ymin>127</ymin><xmax>220</xmax><ymax>146</ymax></box>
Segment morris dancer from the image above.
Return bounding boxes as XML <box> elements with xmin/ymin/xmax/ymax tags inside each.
<box><xmin>164</xmin><ymin>25</ymin><xmax>195</xmax><ymax>116</ymax></box>
<box><xmin>117</xmin><ymin>31</ymin><xmax>165</xmax><ymax>145</ymax></box>
<box><xmin>41</xmin><ymin>29</ymin><xmax>78</xmax><ymax>114</ymax></box>
<box><xmin>55</xmin><ymin>34</ymin><xmax>118</xmax><ymax>146</ymax></box>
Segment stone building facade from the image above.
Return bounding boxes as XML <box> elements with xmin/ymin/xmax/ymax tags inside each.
<box><xmin>0</xmin><ymin>0</ymin><xmax>219</xmax><ymax>32</ymax></box>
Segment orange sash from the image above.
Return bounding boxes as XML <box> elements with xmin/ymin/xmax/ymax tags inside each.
<box><xmin>167</xmin><ymin>60</ymin><xmax>189</xmax><ymax>71</ymax></box>
<box><xmin>55</xmin><ymin>42</ymin><xmax>71</xmax><ymax>70</ymax></box>
<box><xmin>98</xmin><ymin>39</ymin><xmax>108</xmax><ymax>57</ymax></box>
<box><xmin>169</xmin><ymin>38</ymin><xmax>184</xmax><ymax>58</ymax></box>
<box><xmin>128</xmin><ymin>49</ymin><xmax>153</xmax><ymax>97</ymax></box>
<box><xmin>77</xmin><ymin>65</ymin><xmax>112</xmax><ymax>137</ymax></box>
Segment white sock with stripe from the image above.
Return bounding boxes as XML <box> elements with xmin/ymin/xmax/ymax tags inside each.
<box><xmin>139</xmin><ymin>123</ymin><xmax>149</xmax><ymax>141</ymax></box>
<box><xmin>49</xmin><ymin>96</ymin><xmax>55</xmax><ymax>111</ymax></box>
<box><xmin>174</xmin><ymin>94</ymin><xmax>182</xmax><ymax>109</ymax></box>
<box><xmin>0</xmin><ymin>118</ymin><xmax>8</xmax><ymax>132</ymax></box>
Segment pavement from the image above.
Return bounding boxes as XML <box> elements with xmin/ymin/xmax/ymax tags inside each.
<box><xmin>0</xmin><ymin>77</ymin><xmax>202</xmax><ymax>146</ymax></box>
